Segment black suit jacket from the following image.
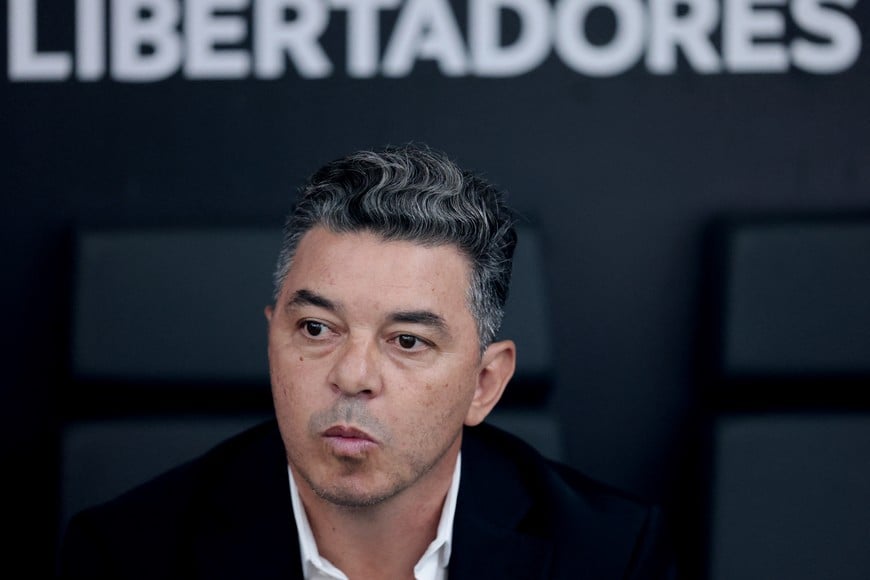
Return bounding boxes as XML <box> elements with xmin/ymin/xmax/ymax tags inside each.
<box><xmin>60</xmin><ymin>421</ymin><xmax>670</xmax><ymax>579</ymax></box>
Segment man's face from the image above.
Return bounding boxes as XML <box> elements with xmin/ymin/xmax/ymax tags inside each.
<box><xmin>266</xmin><ymin>227</ymin><xmax>511</xmax><ymax>508</ymax></box>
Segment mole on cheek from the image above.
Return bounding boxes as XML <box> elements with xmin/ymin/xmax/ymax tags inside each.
<box><xmin>299</xmin><ymin>356</ymin><xmax>304</xmax><ymax>362</ymax></box>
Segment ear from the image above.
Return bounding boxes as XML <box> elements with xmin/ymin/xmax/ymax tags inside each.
<box><xmin>465</xmin><ymin>340</ymin><xmax>516</xmax><ymax>426</ymax></box>
<box><xmin>264</xmin><ymin>304</ymin><xmax>274</xmax><ymax>322</ymax></box>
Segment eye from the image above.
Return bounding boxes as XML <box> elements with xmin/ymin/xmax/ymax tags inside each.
<box><xmin>301</xmin><ymin>320</ymin><xmax>329</xmax><ymax>339</ymax></box>
<box><xmin>393</xmin><ymin>334</ymin><xmax>430</xmax><ymax>352</ymax></box>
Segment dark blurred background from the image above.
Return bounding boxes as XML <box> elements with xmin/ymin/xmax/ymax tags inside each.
<box><xmin>3</xmin><ymin>1</ymin><xmax>870</xmax><ymax>577</ymax></box>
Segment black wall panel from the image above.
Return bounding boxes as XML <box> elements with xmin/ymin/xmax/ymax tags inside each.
<box><xmin>3</xmin><ymin>1</ymin><xmax>870</xmax><ymax>574</ymax></box>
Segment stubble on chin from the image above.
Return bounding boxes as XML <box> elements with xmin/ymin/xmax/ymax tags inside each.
<box><xmin>289</xmin><ymin>398</ymin><xmax>396</xmax><ymax>508</ymax></box>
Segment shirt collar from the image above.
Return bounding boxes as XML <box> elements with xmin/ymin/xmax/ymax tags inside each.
<box><xmin>287</xmin><ymin>452</ymin><xmax>462</xmax><ymax>580</ymax></box>
<box><xmin>416</xmin><ymin>451</ymin><xmax>461</xmax><ymax>575</ymax></box>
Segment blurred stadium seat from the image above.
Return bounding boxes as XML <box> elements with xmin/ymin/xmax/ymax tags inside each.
<box><xmin>703</xmin><ymin>216</ymin><xmax>870</xmax><ymax>580</ymax></box>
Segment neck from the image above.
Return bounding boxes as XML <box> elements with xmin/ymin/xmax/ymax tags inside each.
<box><xmin>294</xmin><ymin>441</ymin><xmax>460</xmax><ymax>579</ymax></box>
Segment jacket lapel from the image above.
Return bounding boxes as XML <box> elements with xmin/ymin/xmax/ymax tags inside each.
<box><xmin>449</xmin><ymin>425</ymin><xmax>554</xmax><ymax>580</ymax></box>
<box><xmin>450</xmin><ymin>510</ymin><xmax>553</xmax><ymax>579</ymax></box>
<box><xmin>451</xmin><ymin>424</ymin><xmax>662</xmax><ymax>580</ymax></box>
<box><xmin>190</xmin><ymin>422</ymin><xmax>303</xmax><ymax>580</ymax></box>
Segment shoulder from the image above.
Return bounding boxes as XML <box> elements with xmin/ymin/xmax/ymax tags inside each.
<box><xmin>59</xmin><ymin>420</ymin><xmax>289</xmax><ymax>579</ymax></box>
<box><xmin>68</xmin><ymin>419</ymin><xmax>283</xmax><ymax>521</ymax></box>
<box><xmin>457</xmin><ymin>423</ymin><xmax>671</xmax><ymax>579</ymax></box>
<box><xmin>462</xmin><ymin>421</ymin><xmax>648</xmax><ymax>508</ymax></box>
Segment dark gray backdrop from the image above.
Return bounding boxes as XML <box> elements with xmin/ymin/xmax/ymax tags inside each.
<box><xmin>3</xmin><ymin>1</ymin><xmax>870</xmax><ymax>575</ymax></box>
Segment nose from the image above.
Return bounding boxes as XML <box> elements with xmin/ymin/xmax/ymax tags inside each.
<box><xmin>327</xmin><ymin>335</ymin><xmax>383</xmax><ymax>397</ymax></box>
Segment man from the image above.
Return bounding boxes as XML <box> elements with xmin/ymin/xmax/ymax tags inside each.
<box><xmin>60</xmin><ymin>145</ymin><xmax>669</xmax><ymax>578</ymax></box>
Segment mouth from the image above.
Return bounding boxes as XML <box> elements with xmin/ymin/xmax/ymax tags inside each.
<box><xmin>322</xmin><ymin>425</ymin><xmax>379</xmax><ymax>455</ymax></box>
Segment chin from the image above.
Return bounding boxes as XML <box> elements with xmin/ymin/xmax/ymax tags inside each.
<box><xmin>312</xmin><ymin>482</ymin><xmax>404</xmax><ymax>508</ymax></box>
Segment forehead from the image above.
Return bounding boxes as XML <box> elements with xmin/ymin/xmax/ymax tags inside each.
<box><xmin>283</xmin><ymin>227</ymin><xmax>473</xmax><ymax>312</ymax></box>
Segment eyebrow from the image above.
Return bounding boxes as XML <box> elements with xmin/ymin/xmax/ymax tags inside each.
<box><xmin>389</xmin><ymin>310</ymin><xmax>449</xmax><ymax>335</ymax></box>
<box><xmin>286</xmin><ymin>289</ymin><xmax>341</xmax><ymax>313</ymax></box>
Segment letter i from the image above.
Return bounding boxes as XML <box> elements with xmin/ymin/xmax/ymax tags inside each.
<box><xmin>77</xmin><ymin>0</ymin><xmax>105</xmax><ymax>80</ymax></box>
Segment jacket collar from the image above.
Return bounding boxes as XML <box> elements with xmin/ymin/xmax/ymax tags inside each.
<box><xmin>192</xmin><ymin>421</ymin><xmax>302</xmax><ymax>579</ymax></box>
<box><xmin>448</xmin><ymin>424</ymin><xmax>554</xmax><ymax>580</ymax></box>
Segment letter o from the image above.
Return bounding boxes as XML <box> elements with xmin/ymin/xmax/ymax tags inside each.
<box><xmin>554</xmin><ymin>0</ymin><xmax>646</xmax><ymax>76</ymax></box>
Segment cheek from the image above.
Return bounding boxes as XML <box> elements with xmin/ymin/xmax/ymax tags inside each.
<box><xmin>396</xmin><ymin>381</ymin><xmax>472</xmax><ymax>461</ymax></box>
<box><xmin>406</xmin><ymin>372</ymin><xmax>476</xmax><ymax>426</ymax></box>
<box><xmin>270</xmin><ymin>352</ymin><xmax>324</xmax><ymax>411</ymax></box>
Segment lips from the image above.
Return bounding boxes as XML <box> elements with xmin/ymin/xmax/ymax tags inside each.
<box><xmin>323</xmin><ymin>425</ymin><xmax>376</xmax><ymax>442</ymax></box>
<box><xmin>321</xmin><ymin>426</ymin><xmax>379</xmax><ymax>456</ymax></box>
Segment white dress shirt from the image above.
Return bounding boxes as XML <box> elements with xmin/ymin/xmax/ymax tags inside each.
<box><xmin>288</xmin><ymin>453</ymin><xmax>461</xmax><ymax>580</ymax></box>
